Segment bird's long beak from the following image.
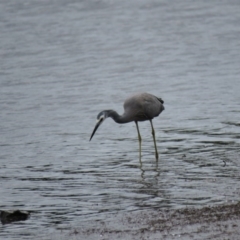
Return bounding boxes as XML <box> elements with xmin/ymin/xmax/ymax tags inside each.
<box><xmin>89</xmin><ymin>119</ymin><xmax>103</xmax><ymax>141</ymax></box>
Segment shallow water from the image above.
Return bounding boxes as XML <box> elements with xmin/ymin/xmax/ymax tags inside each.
<box><xmin>0</xmin><ymin>0</ymin><xmax>240</xmax><ymax>239</ymax></box>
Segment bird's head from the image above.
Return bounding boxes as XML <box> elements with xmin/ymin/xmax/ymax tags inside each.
<box><xmin>89</xmin><ymin>111</ymin><xmax>109</xmax><ymax>141</ymax></box>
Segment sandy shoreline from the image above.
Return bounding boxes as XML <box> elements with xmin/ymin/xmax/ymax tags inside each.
<box><xmin>65</xmin><ymin>201</ymin><xmax>240</xmax><ymax>240</ymax></box>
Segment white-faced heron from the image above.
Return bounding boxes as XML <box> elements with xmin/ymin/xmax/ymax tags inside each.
<box><xmin>90</xmin><ymin>93</ymin><xmax>164</xmax><ymax>159</ymax></box>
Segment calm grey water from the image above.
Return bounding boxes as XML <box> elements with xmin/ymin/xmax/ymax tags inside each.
<box><xmin>0</xmin><ymin>0</ymin><xmax>240</xmax><ymax>239</ymax></box>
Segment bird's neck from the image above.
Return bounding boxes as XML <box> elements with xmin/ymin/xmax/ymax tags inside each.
<box><xmin>107</xmin><ymin>110</ymin><xmax>131</xmax><ymax>124</ymax></box>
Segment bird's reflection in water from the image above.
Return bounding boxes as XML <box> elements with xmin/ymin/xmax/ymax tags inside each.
<box><xmin>139</xmin><ymin>156</ymin><xmax>160</xmax><ymax>180</ymax></box>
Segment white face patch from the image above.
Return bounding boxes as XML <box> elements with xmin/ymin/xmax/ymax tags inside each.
<box><xmin>96</xmin><ymin>116</ymin><xmax>104</xmax><ymax>123</ymax></box>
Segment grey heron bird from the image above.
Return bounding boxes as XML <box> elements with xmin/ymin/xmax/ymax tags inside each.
<box><xmin>90</xmin><ymin>93</ymin><xmax>164</xmax><ymax>159</ymax></box>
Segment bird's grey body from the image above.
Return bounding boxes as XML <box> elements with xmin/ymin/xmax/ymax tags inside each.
<box><xmin>90</xmin><ymin>93</ymin><xmax>164</xmax><ymax>159</ymax></box>
<box><xmin>123</xmin><ymin>93</ymin><xmax>164</xmax><ymax>122</ymax></box>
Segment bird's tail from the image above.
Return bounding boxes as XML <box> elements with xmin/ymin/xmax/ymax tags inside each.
<box><xmin>157</xmin><ymin>97</ymin><xmax>164</xmax><ymax>104</ymax></box>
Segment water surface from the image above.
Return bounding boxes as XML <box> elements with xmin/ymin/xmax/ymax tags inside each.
<box><xmin>0</xmin><ymin>0</ymin><xmax>240</xmax><ymax>239</ymax></box>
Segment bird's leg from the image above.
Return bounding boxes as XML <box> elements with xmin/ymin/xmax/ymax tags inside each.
<box><xmin>135</xmin><ymin>121</ymin><xmax>142</xmax><ymax>160</ymax></box>
<box><xmin>150</xmin><ymin>120</ymin><xmax>159</xmax><ymax>160</ymax></box>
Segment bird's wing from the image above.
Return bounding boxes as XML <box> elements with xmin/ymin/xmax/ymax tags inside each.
<box><xmin>140</xmin><ymin>93</ymin><xmax>164</xmax><ymax>119</ymax></box>
<box><xmin>123</xmin><ymin>93</ymin><xmax>164</xmax><ymax>121</ymax></box>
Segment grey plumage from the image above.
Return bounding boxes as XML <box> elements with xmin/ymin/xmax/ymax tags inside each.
<box><xmin>90</xmin><ymin>93</ymin><xmax>164</xmax><ymax>159</ymax></box>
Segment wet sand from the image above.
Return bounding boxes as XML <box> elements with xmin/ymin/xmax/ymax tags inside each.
<box><xmin>67</xmin><ymin>201</ymin><xmax>240</xmax><ymax>240</ymax></box>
